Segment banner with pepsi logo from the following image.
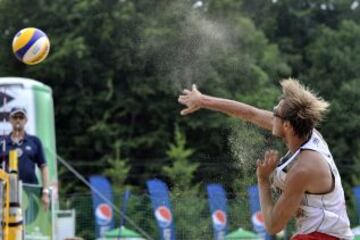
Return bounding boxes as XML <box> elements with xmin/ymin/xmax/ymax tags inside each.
<box><xmin>207</xmin><ymin>184</ymin><xmax>228</xmax><ymax>240</ymax></box>
<box><xmin>90</xmin><ymin>175</ymin><xmax>115</xmax><ymax>238</ymax></box>
<box><xmin>247</xmin><ymin>185</ymin><xmax>272</xmax><ymax>240</ymax></box>
<box><xmin>353</xmin><ymin>186</ymin><xmax>360</xmax><ymax>221</ymax></box>
<box><xmin>146</xmin><ymin>179</ymin><xmax>176</xmax><ymax>240</ymax></box>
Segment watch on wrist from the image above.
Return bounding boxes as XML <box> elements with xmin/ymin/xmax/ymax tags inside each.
<box><xmin>42</xmin><ymin>188</ymin><xmax>50</xmax><ymax>194</ymax></box>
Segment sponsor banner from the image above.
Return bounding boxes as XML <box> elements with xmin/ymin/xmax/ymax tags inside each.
<box><xmin>247</xmin><ymin>185</ymin><xmax>272</xmax><ymax>240</ymax></box>
<box><xmin>207</xmin><ymin>184</ymin><xmax>228</xmax><ymax>240</ymax></box>
<box><xmin>353</xmin><ymin>186</ymin><xmax>360</xmax><ymax>221</ymax></box>
<box><xmin>146</xmin><ymin>179</ymin><xmax>176</xmax><ymax>240</ymax></box>
<box><xmin>90</xmin><ymin>175</ymin><xmax>115</xmax><ymax>238</ymax></box>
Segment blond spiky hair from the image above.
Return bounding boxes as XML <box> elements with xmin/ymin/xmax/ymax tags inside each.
<box><xmin>279</xmin><ymin>78</ymin><xmax>330</xmax><ymax>138</ymax></box>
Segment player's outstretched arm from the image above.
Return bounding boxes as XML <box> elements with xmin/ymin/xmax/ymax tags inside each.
<box><xmin>178</xmin><ymin>84</ymin><xmax>273</xmax><ymax>131</ymax></box>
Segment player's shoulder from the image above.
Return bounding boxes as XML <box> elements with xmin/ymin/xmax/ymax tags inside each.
<box><xmin>294</xmin><ymin>150</ymin><xmax>326</xmax><ymax>173</ymax></box>
<box><xmin>298</xmin><ymin>149</ymin><xmax>323</xmax><ymax>160</ymax></box>
<box><xmin>0</xmin><ymin>134</ymin><xmax>8</xmax><ymax>141</ymax></box>
<box><xmin>285</xmin><ymin>155</ymin><xmax>312</xmax><ymax>187</ymax></box>
<box><xmin>25</xmin><ymin>134</ymin><xmax>41</xmax><ymax>143</ymax></box>
<box><xmin>312</xmin><ymin>128</ymin><xmax>326</xmax><ymax>141</ymax></box>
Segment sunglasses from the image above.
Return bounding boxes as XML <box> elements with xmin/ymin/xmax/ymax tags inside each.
<box><xmin>11</xmin><ymin>115</ymin><xmax>25</xmax><ymax>120</ymax></box>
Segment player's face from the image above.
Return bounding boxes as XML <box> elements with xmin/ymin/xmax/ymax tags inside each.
<box><xmin>10</xmin><ymin>113</ymin><xmax>27</xmax><ymax>131</ymax></box>
<box><xmin>272</xmin><ymin>101</ymin><xmax>286</xmax><ymax>137</ymax></box>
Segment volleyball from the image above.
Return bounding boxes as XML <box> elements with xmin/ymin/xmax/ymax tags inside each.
<box><xmin>12</xmin><ymin>27</ymin><xmax>50</xmax><ymax>65</ymax></box>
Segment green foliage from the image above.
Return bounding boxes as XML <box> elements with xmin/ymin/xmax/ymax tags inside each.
<box><xmin>172</xmin><ymin>192</ymin><xmax>212</xmax><ymax>240</ymax></box>
<box><xmin>163</xmin><ymin>126</ymin><xmax>211</xmax><ymax>238</ymax></box>
<box><xmin>240</xmin><ymin>0</ymin><xmax>360</xmax><ymax>76</ymax></box>
<box><xmin>103</xmin><ymin>140</ymin><xmax>131</xmax><ymax>193</ymax></box>
<box><xmin>68</xmin><ymin>194</ymin><xmax>96</xmax><ymax>239</ymax></box>
<box><xmin>121</xmin><ymin>193</ymin><xmax>159</xmax><ymax>239</ymax></box>
<box><xmin>163</xmin><ymin>126</ymin><xmax>197</xmax><ymax>190</ymax></box>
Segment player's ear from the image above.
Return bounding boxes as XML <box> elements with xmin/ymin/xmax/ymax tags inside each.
<box><xmin>283</xmin><ymin>120</ymin><xmax>291</xmax><ymax>130</ymax></box>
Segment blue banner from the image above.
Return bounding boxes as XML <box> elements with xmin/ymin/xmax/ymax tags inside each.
<box><xmin>146</xmin><ymin>179</ymin><xmax>176</xmax><ymax>240</ymax></box>
<box><xmin>353</xmin><ymin>186</ymin><xmax>360</xmax><ymax>223</ymax></box>
<box><xmin>90</xmin><ymin>175</ymin><xmax>115</xmax><ymax>238</ymax></box>
<box><xmin>207</xmin><ymin>184</ymin><xmax>228</xmax><ymax>240</ymax></box>
<box><xmin>247</xmin><ymin>185</ymin><xmax>272</xmax><ymax>240</ymax></box>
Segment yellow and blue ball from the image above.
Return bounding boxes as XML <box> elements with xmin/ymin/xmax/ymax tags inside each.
<box><xmin>12</xmin><ymin>27</ymin><xmax>50</xmax><ymax>65</ymax></box>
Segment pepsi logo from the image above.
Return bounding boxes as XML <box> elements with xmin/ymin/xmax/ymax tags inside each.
<box><xmin>212</xmin><ymin>210</ymin><xmax>227</xmax><ymax>231</ymax></box>
<box><xmin>155</xmin><ymin>206</ymin><xmax>173</xmax><ymax>228</ymax></box>
<box><xmin>251</xmin><ymin>211</ymin><xmax>265</xmax><ymax>227</ymax></box>
<box><xmin>95</xmin><ymin>203</ymin><xmax>113</xmax><ymax>226</ymax></box>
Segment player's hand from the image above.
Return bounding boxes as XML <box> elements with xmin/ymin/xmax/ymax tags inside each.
<box><xmin>178</xmin><ymin>84</ymin><xmax>202</xmax><ymax>115</ymax></box>
<box><xmin>256</xmin><ymin>150</ymin><xmax>279</xmax><ymax>182</ymax></box>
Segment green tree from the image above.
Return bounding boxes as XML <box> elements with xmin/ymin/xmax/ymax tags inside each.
<box><xmin>163</xmin><ymin>126</ymin><xmax>197</xmax><ymax>190</ymax></box>
<box><xmin>239</xmin><ymin>0</ymin><xmax>360</xmax><ymax>76</ymax></box>
<box><xmin>162</xmin><ymin>126</ymin><xmax>211</xmax><ymax>239</ymax></box>
<box><xmin>103</xmin><ymin>140</ymin><xmax>130</xmax><ymax>193</ymax></box>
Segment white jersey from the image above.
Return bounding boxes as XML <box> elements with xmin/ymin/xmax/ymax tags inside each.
<box><xmin>272</xmin><ymin>130</ymin><xmax>353</xmax><ymax>239</ymax></box>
